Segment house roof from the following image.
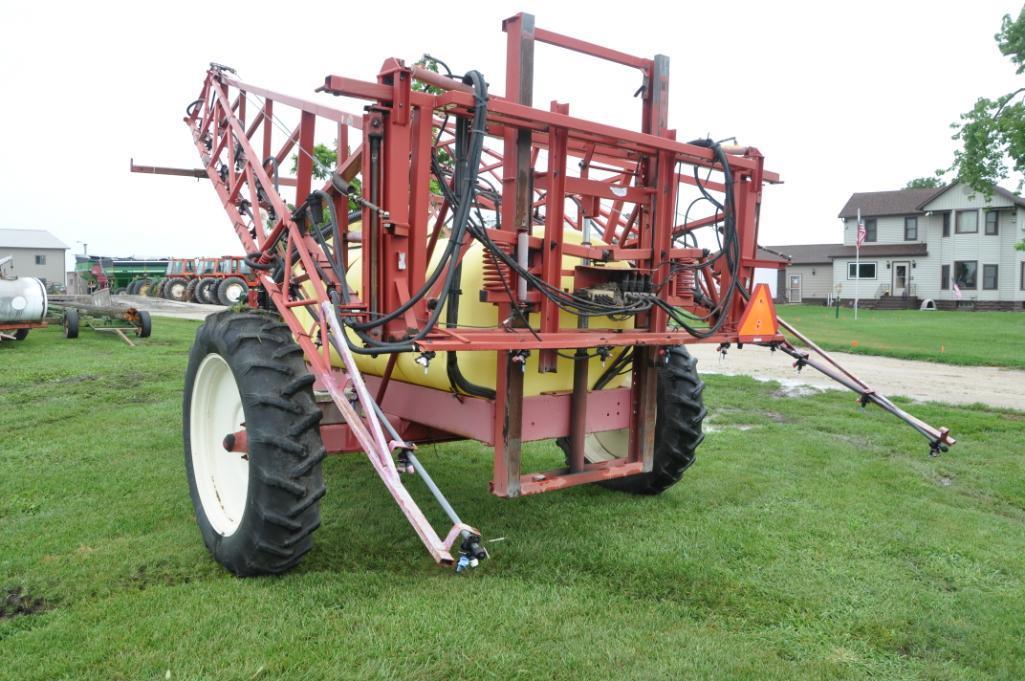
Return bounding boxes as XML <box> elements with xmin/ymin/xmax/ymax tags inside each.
<box><xmin>0</xmin><ymin>228</ymin><xmax>69</xmax><ymax>250</ymax></box>
<box><xmin>755</xmin><ymin>246</ymin><xmax>790</xmax><ymax>263</ymax></box>
<box><xmin>837</xmin><ymin>188</ymin><xmax>943</xmax><ymax>219</ymax></box>
<box><xmin>828</xmin><ymin>243</ymin><xmax>928</xmax><ymax>259</ymax></box>
<box><xmin>764</xmin><ymin>243</ymin><xmax>838</xmax><ymax>265</ymax></box>
<box><xmin>916</xmin><ymin>182</ymin><xmax>1025</xmax><ymax>210</ymax></box>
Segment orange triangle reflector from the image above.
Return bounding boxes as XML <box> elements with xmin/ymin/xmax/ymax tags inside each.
<box><xmin>737</xmin><ymin>283</ymin><xmax>779</xmax><ymax>342</ymax></box>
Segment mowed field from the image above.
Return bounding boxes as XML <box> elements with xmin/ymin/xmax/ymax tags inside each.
<box><xmin>780</xmin><ymin>304</ymin><xmax>1025</xmax><ymax>369</ymax></box>
<box><xmin>2</xmin><ymin>319</ymin><xmax>1025</xmax><ymax>680</ymax></box>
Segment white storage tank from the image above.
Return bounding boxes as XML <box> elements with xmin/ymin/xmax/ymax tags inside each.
<box><xmin>0</xmin><ymin>276</ymin><xmax>48</xmax><ymax>323</ymax></box>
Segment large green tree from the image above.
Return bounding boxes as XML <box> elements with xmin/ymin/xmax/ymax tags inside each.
<box><xmin>904</xmin><ymin>177</ymin><xmax>943</xmax><ymax>189</ymax></box>
<box><xmin>950</xmin><ymin>7</ymin><xmax>1025</xmax><ymax>248</ymax></box>
<box><xmin>951</xmin><ymin>8</ymin><xmax>1025</xmax><ymax>193</ymax></box>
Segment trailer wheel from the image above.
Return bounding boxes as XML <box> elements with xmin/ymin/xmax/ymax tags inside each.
<box><xmin>137</xmin><ymin>311</ymin><xmax>152</xmax><ymax>338</ymax></box>
<box><xmin>185</xmin><ymin>278</ymin><xmax>200</xmax><ymax>302</ymax></box>
<box><xmin>183</xmin><ymin>311</ymin><xmax>325</xmax><ymax>576</ymax></box>
<box><xmin>168</xmin><ymin>278</ymin><xmax>189</xmax><ymax>301</ymax></box>
<box><xmin>63</xmin><ymin>309</ymin><xmax>80</xmax><ymax>339</ymax></box>
<box><xmin>557</xmin><ymin>345</ymin><xmax>705</xmax><ymax>495</ymax></box>
<box><xmin>13</xmin><ymin>328</ymin><xmax>29</xmax><ymax>341</ymax></box>
<box><xmin>217</xmin><ymin>277</ymin><xmax>249</xmax><ymax>306</ymax></box>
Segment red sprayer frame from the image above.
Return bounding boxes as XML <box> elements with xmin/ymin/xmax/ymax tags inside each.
<box><xmin>136</xmin><ymin>13</ymin><xmax>953</xmax><ymax>567</ymax></box>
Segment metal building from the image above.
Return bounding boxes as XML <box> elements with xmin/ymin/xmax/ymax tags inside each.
<box><xmin>0</xmin><ymin>229</ymin><xmax>70</xmax><ymax>286</ymax></box>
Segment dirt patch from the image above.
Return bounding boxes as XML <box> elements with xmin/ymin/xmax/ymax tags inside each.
<box><xmin>124</xmin><ymin>562</ymin><xmax>195</xmax><ymax>591</ymax></box>
<box><xmin>1</xmin><ymin>586</ymin><xmax>47</xmax><ymax>619</ymax></box>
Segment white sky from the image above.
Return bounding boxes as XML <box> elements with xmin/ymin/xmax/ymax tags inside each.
<box><xmin>3</xmin><ymin>0</ymin><xmax>1022</xmax><ymax>269</ymax></box>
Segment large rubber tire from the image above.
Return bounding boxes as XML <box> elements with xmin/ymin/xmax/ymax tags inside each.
<box><xmin>127</xmin><ymin>280</ymin><xmax>140</xmax><ymax>295</ymax></box>
<box><xmin>137</xmin><ymin>311</ymin><xmax>152</xmax><ymax>338</ymax></box>
<box><xmin>147</xmin><ymin>278</ymin><xmax>165</xmax><ymax>297</ymax></box>
<box><xmin>136</xmin><ymin>278</ymin><xmax>153</xmax><ymax>296</ymax></box>
<box><xmin>217</xmin><ymin>277</ymin><xmax>249</xmax><ymax>306</ymax></box>
<box><xmin>13</xmin><ymin>328</ymin><xmax>29</xmax><ymax>341</ymax></box>
<box><xmin>197</xmin><ymin>279</ymin><xmax>219</xmax><ymax>305</ymax></box>
<box><xmin>183</xmin><ymin>311</ymin><xmax>325</xmax><ymax>576</ymax></box>
<box><xmin>557</xmin><ymin>345</ymin><xmax>705</xmax><ymax>495</ymax></box>
<box><xmin>63</xmin><ymin>309</ymin><xmax>80</xmax><ymax>339</ymax></box>
<box><xmin>185</xmin><ymin>278</ymin><xmax>201</xmax><ymax>303</ymax></box>
<box><xmin>167</xmin><ymin>278</ymin><xmax>190</xmax><ymax>302</ymax></box>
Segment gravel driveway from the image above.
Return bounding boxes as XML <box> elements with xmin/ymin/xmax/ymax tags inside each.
<box><xmin>689</xmin><ymin>344</ymin><xmax>1025</xmax><ymax>411</ymax></box>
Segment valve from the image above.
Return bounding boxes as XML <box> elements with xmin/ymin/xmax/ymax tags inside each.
<box><xmin>455</xmin><ymin>533</ymin><xmax>488</xmax><ymax>573</ymax></box>
<box><xmin>597</xmin><ymin>345</ymin><xmax>613</xmax><ymax>367</ymax></box>
<box><xmin>415</xmin><ymin>351</ymin><xmax>436</xmax><ymax>374</ymax></box>
<box><xmin>396</xmin><ymin>449</ymin><xmax>415</xmax><ymax>475</ymax></box>
<box><xmin>717</xmin><ymin>342</ymin><xmax>729</xmax><ymax>361</ymax></box>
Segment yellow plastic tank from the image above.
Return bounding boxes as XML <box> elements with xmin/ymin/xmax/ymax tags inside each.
<box><xmin>298</xmin><ymin>227</ymin><xmax>632</xmax><ymax>396</ymax></box>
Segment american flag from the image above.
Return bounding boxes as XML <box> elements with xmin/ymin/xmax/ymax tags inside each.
<box><xmin>856</xmin><ymin>216</ymin><xmax>867</xmax><ymax>248</ymax></box>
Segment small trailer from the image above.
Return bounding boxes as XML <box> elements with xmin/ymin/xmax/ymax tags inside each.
<box><xmin>48</xmin><ymin>297</ymin><xmax>152</xmax><ymax>346</ymax></box>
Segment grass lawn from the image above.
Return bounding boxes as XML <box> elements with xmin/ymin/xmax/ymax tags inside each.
<box><xmin>2</xmin><ymin>318</ymin><xmax>1025</xmax><ymax>680</ymax></box>
<box><xmin>779</xmin><ymin>304</ymin><xmax>1025</xmax><ymax>369</ymax></box>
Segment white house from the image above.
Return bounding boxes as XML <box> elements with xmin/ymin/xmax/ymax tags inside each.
<box><xmin>772</xmin><ymin>182</ymin><xmax>1025</xmax><ymax>310</ymax></box>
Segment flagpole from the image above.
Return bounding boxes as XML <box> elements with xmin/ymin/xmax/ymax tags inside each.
<box><xmin>855</xmin><ymin>208</ymin><xmax>860</xmax><ymax>320</ymax></box>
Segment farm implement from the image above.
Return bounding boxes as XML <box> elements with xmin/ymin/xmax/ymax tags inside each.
<box><xmin>135</xmin><ymin>12</ymin><xmax>955</xmax><ymax>575</ymax></box>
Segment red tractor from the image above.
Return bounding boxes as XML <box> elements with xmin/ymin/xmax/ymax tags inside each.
<box><xmin>193</xmin><ymin>256</ymin><xmax>256</xmax><ymax>306</ymax></box>
<box><xmin>161</xmin><ymin>257</ymin><xmax>197</xmax><ymax>301</ymax></box>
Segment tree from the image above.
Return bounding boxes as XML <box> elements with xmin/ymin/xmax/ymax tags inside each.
<box><xmin>950</xmin><ymin>9</ymin><xmax>1025</xmax><ymax>194</ymax></box>
<box><xmin>904</xmin><ymin>177</ymin><xmax>943</xmax><ymax>189</ymax></box>
<box><xmin>950</xmin><ymin>8</ymin><xmax>1025</xmax><ymax>249</ymax></box>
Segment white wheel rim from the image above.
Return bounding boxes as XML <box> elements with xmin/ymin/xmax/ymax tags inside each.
<box><xmin>171</xmin><ymin>282</ymin><xmax>186</xmax><ymax>298</ymax></box>
<box><xmin>190</xmin><ymin>353</ymin><xmax>249</xmax><ymax>536</ymax></box>
<box><xmin>225</xmin><ymin>283</ymin><xmax>244</xmax><ymax>303</ymax></box>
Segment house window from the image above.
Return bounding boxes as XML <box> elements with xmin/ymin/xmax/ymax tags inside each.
<box><xmin>985</xmin><ymin>211</ymin><xmax>999</xmax><ymax>235</ymax></box>
<box><xmin>983</xmin><ymin>264</ymin><xmax>999</xmax><ymax>290</ymax></box>
<box><xmin>942</xmin><ymin>211</ymin><xmax>951</xmax><ymax>237</ymax></box>
<box><xmin>954</xmin><ymin>260</ymin><xmax>978</xmax><ymax>289</ymax></box>
<box><xmin>1021</xmin><ymin>262</ymin><xmax>1025</xmax><ymax>291</ymax></box>
<box><xmin>904</xmin><ymin>216</ymin><xmax>918</xmax><ymax>240</ymax></box>
<box><xmin>34</xmin><ymin>255</ymin><xmax>46</xmax><ymax>265</ymax></box>
<box><xmin>847</xmin><ymin>262</ymin><xmax>877</xmax><ymax>279</ymax></box>
<box><xmin>956</xmin><ymin>210</ymin><xmax>978</xmax><ymax>233</ymax></box>
<box><xmin>941</xmin><ymin>264</ymin><xmax>950</xmax><ymax>290</ymax></box>
<box><xmin>864</xmin><ymin>218</ymin><xmax>877</xmax><ymax>242</ymax></box>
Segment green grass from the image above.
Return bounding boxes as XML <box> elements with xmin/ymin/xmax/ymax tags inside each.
<box><xmin>779</xmin><ymin>304</ymin><xmax>1025</xmax><ymax>369</ymax></box>
<box><xmin>2</xmin><ymin>319</ymin><xmax>1025</xmax><ymax>679</ymax></box>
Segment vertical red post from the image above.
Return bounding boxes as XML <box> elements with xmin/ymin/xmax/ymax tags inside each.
<box><xmin>538</xmin><ymin>101</ymin><xmax>569</xmax><ymax>372</ymax></box>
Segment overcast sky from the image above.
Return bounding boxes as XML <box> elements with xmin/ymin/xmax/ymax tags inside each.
<box><xmin>3</xmin><ymin>0</ymin><xmax>1023</xmax><ymax>267</ymax></box>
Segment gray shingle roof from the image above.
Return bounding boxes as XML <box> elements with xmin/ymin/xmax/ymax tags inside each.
<box><xmin>828</xmin><ymin>243</ymin><xmax>928</xmax><ymax>258</ymax></box>
<box><xmin>0</xmin><ymin>229</ymin><xmax>69</xmax><ymax>250</ymax></box>
<box><xmin>837</xmin><ymin>188</ymin><xmax>943</xmax><ymax>219</ymax></box>
<box><xmin>764</xmin><ymin>244</ymin><xmax>838</xmax><ymax>265</ymax></box>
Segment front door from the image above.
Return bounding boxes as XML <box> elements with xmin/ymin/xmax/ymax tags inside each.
<box><xmin>892</xmin><ymin>261</ymin><xmax>909</xmax><ymax>297</ymax></box>
<box><xmin>788</xmin><ymin>274</ymin><xmax>802</xmax><ymax>303</ymax></box>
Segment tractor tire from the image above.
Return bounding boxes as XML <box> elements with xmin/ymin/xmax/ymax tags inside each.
<box><xmin>167</xmin><ymin>278</ymin><xmax>190</xmax><ymax>301</ymax></box>
<box><xmin>197</xmin><ymin>278</ymin><xmax>219</xmax><ymax>305</ymax></box>
<box><xmin>63</xmin><ymin>309</ymin><xmax>80</xmax><ymax>339</ymax></box>
<box><xmin>185</xmin><ymin>278</ymin><xmax>201</xmax><ymax>303</ymax></box>
<box><xmin>149</xmin><ymin>278</ymin><xmax>166</xmax><ymax>297</ymax></box>
<box><xmin>137</xmin><ymin>311</ymin><xmax>152</xmax><ymax>338</ymax></box>
<box><xmin>136</xmin><ymin>278</ymin><xmax>153</xmax><ymax>297</ymax></box>
<box><xmin>557</xmin><ymin>345</ymin><xmax>705</xmax><ymax>495</ymax></box>
<box><xmin>160</xmin><ymin>279</ymin><xmax>173</xmax><ymax>298</ymax></box>
<box><xmin>217</xmin><ymin>277</ymin><xmax>249</xmax><ymax>306</ymax></box>
<box><xmin>13</xmin><ymin>328</ymin><xmax>30</xmax><ymax>341</ymax></box>
<box><xmin>183</xmin><ymin>311</ymin><xmax>325</xmax><ymax>576</ymax></box>
<box><xmin>127</xmin><ymin>280</ymin><xmax>139</xmax><ymax>295</ymax></box>
<box><xmin>114</xmin><ymin>287</ymin><xmax>126</xmax><ymax>295</ymax></box>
